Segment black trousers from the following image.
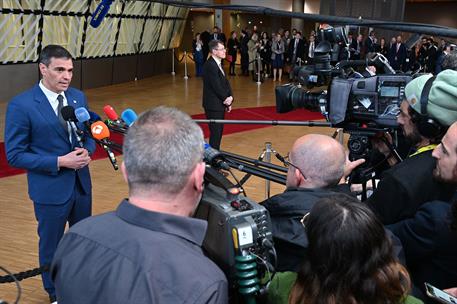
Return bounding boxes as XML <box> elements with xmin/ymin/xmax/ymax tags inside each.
<box><xmin>204</xmin><ymin>109</ymin><xmax>225</xmax><ymax>150</ymax></box>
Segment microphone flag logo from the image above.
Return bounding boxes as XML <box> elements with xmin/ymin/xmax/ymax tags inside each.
<box><xmin>92</xmin><ymin>125</ymin><xmax>103</xmax><ymax>135</ymax></box>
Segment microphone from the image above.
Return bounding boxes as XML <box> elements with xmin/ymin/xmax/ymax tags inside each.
<box><xmin>203</xmin><ymin>143</ymin><xmax>230</xmax><ymax>170</ymax></box>
<box><xmin>90</xmin><ymin>0</ymin><xmax>113</xmax><ymax>28</ymax></box>
<box><xmin>121</xmin><ymin>108</ymin><xmax>138</xmax><ymax>126</ymax></box>
<box><xmin>103</xmin><ymin>105</ymin><xmax>128</xmax><ymax>132</ymax></box>
<box><xmin>75</xmin><ymin>107</ymin><xmax>92</xmax><ymax>130</ymax></box>
<box><xmin>103</xmin><ymin>105</ymin><xmax>121</xmax><ymax>121</ymax></box>
<box><xmin>61</xmin><ymin>106</ymin><xmax>84</xmax><ymax>148</ymax></box>
<box><xmin>90</xmin><ymin>121</ymin><xmax>118</xmax><ymax>170</ymax></box>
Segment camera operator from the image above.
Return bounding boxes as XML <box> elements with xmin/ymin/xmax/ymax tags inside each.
<box><xmin>51</xmin><ymin>107</ymin><xmax>228</xmax><ymax>303</ymax></box>
<box><xmin>261</xmin><ymin>134</ymin><xmax>358</xmax><ymax>272</ymax></box>
<box><xmin>386</xmin><ymin>121</ymin><xmax>457</xmax><ymax>301</ymax></box>
<box><xmin>365</xmin><ymin>69</ymin><xmax>457</xmax><ymax>225</ymax></box>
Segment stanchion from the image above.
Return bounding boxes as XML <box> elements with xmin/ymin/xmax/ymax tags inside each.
<box><xmin>256</xmin><ymin>54</ymin><xmax>262</xmax><ymax>85</ymax></box>
<box><xmin>184</xmin><ymin>51</ymin><xmax>189</xmax><ymax>80</ymax></box>
<box><xmin>171</xmin><ymin>48</ymin><xmax>176</xmax><ymax>75</ymax></box>
<box><xmin>264</xmin><ymin>142</ymin><xmax>272</xmax><ymax>199</ymax></box>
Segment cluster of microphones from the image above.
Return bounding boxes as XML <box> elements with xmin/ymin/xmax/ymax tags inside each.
<box><xmin>60</xmin><ymin>104</ymin><xmax>138</xmax><ymax>171</ymax></box>
<box><xmin>61</xmin><ymin>104</ymin><xmax>231</xmax><ymax>174</ymax></box>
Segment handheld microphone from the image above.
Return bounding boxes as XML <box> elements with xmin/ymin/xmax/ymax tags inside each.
<box><xmin>90</xmin><ymin>121</ymin><xmax>119</xmax><ymax>170</ymax></box>
<box><xmin>203</xmin><ymin>143</ymin><xmax>230</xmax><ymax>170</ymax></box>
<box><xmin>75</xmin><ymin>107</ymin><xmax>92</xmax><ymax>130</ymax></box>
<box><xmin>121</xmin><ymin>108</ymin><xmax>138</xmax><ymax>126</ymax></box>
<box><xmin>61</xmin><ymin>106</ymin><xmax>84</xmax><ymax>148</ymax></box>
<box><xmin>90</xmin><ymin>0</ymin><xmax>113</xmax><ymax>28</ymax></box>
<box><xmin>103</xmin><ymin>105</ymin><xmax>121</xmax><ymax>121</ymax></box>
<box><xmin>103</xmin><ymin>105</ymin><xmax>128</xmax><ymax>132</ymax></box>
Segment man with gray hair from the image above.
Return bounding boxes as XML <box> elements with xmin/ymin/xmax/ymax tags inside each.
<box><xmin>261</xmin><ymin>134</ymin><xmax>350</xmax><ymax>272</ymax></box>
<box><xmin>51</xmin><ymin>106</ymin><xmax>228</xmax><ymax>303</ymax></box>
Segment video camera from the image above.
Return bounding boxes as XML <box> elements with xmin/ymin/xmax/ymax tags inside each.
<box><xmin>194</xmin><ymin>166</ymin><xmax>275</xmax><ymax>301</ymax></box>
<box><xmin>276</xmin><ymin>26</ymin><xmax>413</xmax><ymax>184</ymax></box>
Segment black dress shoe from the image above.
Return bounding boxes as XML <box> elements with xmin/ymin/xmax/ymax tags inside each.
<box><xmin>49</xmin><ymin>295</ymin><xmax>57</xmax><ymax>303</ymax></box>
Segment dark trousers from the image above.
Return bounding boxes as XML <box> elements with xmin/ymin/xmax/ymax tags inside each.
<box><xmin>34</xmin><ymin>180</ymin><xmax>91</xmax><ymax>297</ymax></box>
<box><xmin>241</xmin><ymin>52</ymin><xmax>249</xmax><ymax>74</ymax></box>
<box><xmin>204</xmin><ymin>109</ymin><xmax>225</xmax><ymax>150</ymax></box>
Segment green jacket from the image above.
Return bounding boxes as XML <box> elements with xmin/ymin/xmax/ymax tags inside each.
<box><xmin>267</xmin><ymin>272</ymin><xmax>423</xmax><ymax>304</ymax></box>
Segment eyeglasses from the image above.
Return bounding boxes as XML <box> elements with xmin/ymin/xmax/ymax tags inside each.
<box><xmin>283</xmin><ymin>153</ymin><xmax>306</xmax><ymax>179</ymax></box>
<box><xmin>300</xmin><ymin>212</ymin><xmax>310</xmax><ymax>229</ymax></box>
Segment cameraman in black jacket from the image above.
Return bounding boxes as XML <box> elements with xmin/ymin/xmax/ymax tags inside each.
<box><xmin>365</xmin><ymin>70</ymin><xmax>457</xmax><ymax>225</ymax></box>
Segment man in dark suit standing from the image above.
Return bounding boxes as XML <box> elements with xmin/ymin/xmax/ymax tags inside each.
<box><xmin>288</xmin><ymin>31</ymin><xmax>306</xmax><ymax>66</ymax></box>
<box><xmin>364</xmin><ymin>30</ymin><xmax>376</xmax><ymax>54</ymax></box>
<box><xmin>350</xmin><ymin>34</ymin><xmax>364</xmax><ymax>60</ymax></box>
<box><xmin>389</xmin><ymin>35</ymin><xmax>407</xmax><ymax>71</ymax></box>
<box><xmin>202</xmin><ymin>40</ymin><xmax>233</xmax><ymax>150</ymax></box>
<box><xmin>4</xmin><ymin>45</ymin><xmax>95</xmax><ymax>303</ymax></box>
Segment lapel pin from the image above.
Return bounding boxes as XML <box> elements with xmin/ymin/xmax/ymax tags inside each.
<box><xmin>73</xmin><ymin>100</ymin><xmax>77</xmax><ymax>104</ymax></box>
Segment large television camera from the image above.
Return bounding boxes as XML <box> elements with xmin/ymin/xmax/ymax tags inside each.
<box><xmin>194</xmin><ymin>166</ymin><xmax>275</xmax><ymax>301</ymax></box>
<box><xmin>276</xmin><ymin>26</ymin><xmax>413</xmax><ymax>184</ymax></box>
<box><xmin>276</xmin><ymin>74</ymin><xmax>411</xmax><ymax>131</ymax></box>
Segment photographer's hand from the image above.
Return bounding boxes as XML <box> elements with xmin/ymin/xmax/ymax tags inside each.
<box><xmin>444</xmin><ymin>288</ymin><xmax>457</xmax><ymax>297</ymax></box>
<box><xmin>339</xmin><ymin>154</ymin><xmax>366</xmax><ymax>184</ymax></box>
<box><xmin>371</xmin><ymin>133</ymin><xmax>398</xmax><ymax>166</ymax></box>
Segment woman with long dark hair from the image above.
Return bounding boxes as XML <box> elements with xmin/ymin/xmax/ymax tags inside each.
<box><xmin>288</xmin><ymin>195</ymin><xmax>411</xmax><ymax>304</ymax></box>
<box><xmin>379</xmin><ymin>37</ymin><xmax>389</xmax><ymax>57</ymax></box>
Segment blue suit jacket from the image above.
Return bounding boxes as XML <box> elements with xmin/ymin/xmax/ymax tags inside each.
<box><xmin>4</xmin><ymin>84</ymin><xmax>96</xmax><ymax>204</ymax></box>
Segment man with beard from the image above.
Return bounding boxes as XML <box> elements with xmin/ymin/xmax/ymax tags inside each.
<box><xmin>365</xmin><ymin>69</ymin><xmax>457</xmax><ymax>224</ymax></box>
<box><xmin>387</xmin><ymin>121</ymin><xmax>457</xmax><ymax>301</ymax></box>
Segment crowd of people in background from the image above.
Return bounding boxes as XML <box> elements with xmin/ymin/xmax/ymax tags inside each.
<box><xmin>193</xmin><ymin>26</ymin><xmax>457</xmax><ymax>79</ymax></box>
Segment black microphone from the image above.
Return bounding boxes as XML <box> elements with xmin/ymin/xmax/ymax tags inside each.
<box><xmin>61</xmin><ymin>106</ymin><xmax>84</xmax><ymax>148</ymax></box>
<box><xmin>204</xmin><ymin>143</ymin><xmax>230</xmax><ymax>170</ymax></box>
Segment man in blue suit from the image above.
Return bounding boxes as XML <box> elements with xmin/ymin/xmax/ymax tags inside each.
<box><xmin>4</xmin><ymin>45</ymin><xmax>95</xmax><ymax>303</ymax></box>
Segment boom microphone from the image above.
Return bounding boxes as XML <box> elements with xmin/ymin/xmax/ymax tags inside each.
<box><xmin>121</xmin><ymin>108</ymin><xmax>138</xmax><ymax>126</ymax></box>
<box><xmin>204</xmin><ymin>143</ymin><xmax>230</xmax><ymax>170</ymax></box>
<box><xmin>90</xmin><ymin>0</ymin><xmax>113</xmax><ymax>28</ymax></box>
<box><xmin>90</xmin><ymin>121</ymin><xmax>119</xmax><ymax>170</ymax></box>
<box><xmin>61</xmin><ymin>106</ymin><xmax>84</xmax><ymax>148</ymax></box>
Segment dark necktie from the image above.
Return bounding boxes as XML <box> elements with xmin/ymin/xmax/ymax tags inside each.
<box><xmin>57</xmin><ymin>94</ymin><xmax>68</xmax><ymax>134</ymax></box>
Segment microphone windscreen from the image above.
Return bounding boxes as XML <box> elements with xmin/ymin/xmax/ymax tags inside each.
<box><xmin>103</xmin><ymin>105</ymin><xmax>119</xmax><ymax>120</ymax></box>
<box><xmin>61</xmin><ymin>106</ymin><xmax>76</xmax><ymax>121</ymax></box>
<box><xmin>75</xmin><ymin>107</ymin><xmax>91</xmax><ymax>123</ymax></box>
<box><xmin>121</xmin><ymin>109</ymin><xmax>138</xmax><ymax>126</ymax></box>
<box><xmin>91</xmin><ymin>121</ymin><xmax>111</xmax><ymax>140</ymax></box>
<box><xmin>90</xmin><ymin>0</ymin><xmax>113</xmax><ymax>28</ymax></box>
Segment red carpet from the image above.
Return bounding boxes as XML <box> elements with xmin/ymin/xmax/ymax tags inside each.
<box><xmin>0</xmin><ymin>106</ymin><xmax>322</xmax><ymax>178</ymax></box>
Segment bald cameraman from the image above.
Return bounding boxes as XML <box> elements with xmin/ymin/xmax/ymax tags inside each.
<box><xmin>261</xmin><ymin>134</ymin><xmax>357</xmax><ymax>271</ymax></box>
<box><xmin>366</xmin><ymin>69</ymin><xmax>457</xmax><ymax>225</ymax></box>
<box><xmin>51</xmin><ymin>107</ymin><xmax>228</xmax><ymax>303</ymax></box>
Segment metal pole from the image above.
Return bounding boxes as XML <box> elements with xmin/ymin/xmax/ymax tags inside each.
<box><xmin>264</xmin><ymin>142</ymin><xmax>272</xmax><ymax>199</ymax></box>
<box><xmin>184</xmin><ymin>51</ymin><xmax>189</xmax><ymax>79</ymax></box>
<box><xmin>256</xmin><ymin>54</ymin><xmax>262</xmax><ymax>85</ymax></box>
<box><xmin>337</xmin><ymin>128</ymin><xmax>344</xmax><ymax>144</ymax></box>
<box><xmin>171</xmin><ymin>48</ymin><xmax>176</xmax><ymax>75</ymax></box>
